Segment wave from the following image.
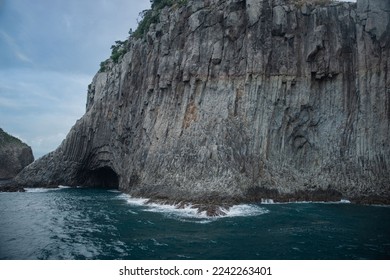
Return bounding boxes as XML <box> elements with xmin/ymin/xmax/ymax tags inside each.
<box><xmin>261</xmin><ymin>198</ymin><xmax>275</xmax><ymax>204</ymax></box>
<box><xmin>226</xmin><ymin>204</ymin><xmax>270</xmax><ymax>217</ymax></box>
<box><xmin>292</xmin><ymin>200</ymin><xmax>352</xmax><ymax>204</ymax></box>
<box><xmin>370</xmin><ymin>204</ymin><xmax>390</xmax><ymax>208</ymax></box>
<box><xmin>24</xmin><ymin>188</ymin><xmax>51</xmax><ymax>193</ymax></box>
<box><xmin>260</xmin><ymin>198</ymin><xmax>352</xmax><ymax>205</ymax></box>
<box><xmin>24</xmin><ymin>188</ymin><xmax>58</xmax><ymax>193</ymax></box>
<box><xmin>118</xmin><ymin>194</ymin><xmax>149</xmax><ymax>206</ymax></box>
<box><xmin>117</xmin><ymin>194</ymin><xmax>269</xmax><ymax>222</ymax></box>
<box><xmin>107</xmin><ymin>189</ymin><xmax>121</xmax><ymax>193</ymax></box>
<box><xmin>24</xmin><ymin>185</ymin><xmax>71</xmax><ymax>193</ymax></box>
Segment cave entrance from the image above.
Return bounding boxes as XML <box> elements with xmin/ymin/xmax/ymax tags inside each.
<box><xmin>81</xmin><ymin>166</ymin><xmax>119</xmax><ymax>189</ymax></box>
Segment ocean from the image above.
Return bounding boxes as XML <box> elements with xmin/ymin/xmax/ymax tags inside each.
<box><xmin>0</xmin><ymin>187</ymin><xmax>389</xmax><ymax>260</ymax></box>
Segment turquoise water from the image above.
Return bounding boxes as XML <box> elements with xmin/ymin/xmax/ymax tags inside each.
<box><xmin>0</xmin><ymin>187</ymin><xmax>389</xmax><ymax>260</ymax></box>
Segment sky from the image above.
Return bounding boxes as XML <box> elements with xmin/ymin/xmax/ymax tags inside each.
<box><xmin>0</xmin><ymin>0</ymin><xmax>150</xmax><ymax>158</ymax></box>
<box><xmin>0</xmin><ymin>0</ymin><xmax>356</xmax><ymax>160</ymax></box>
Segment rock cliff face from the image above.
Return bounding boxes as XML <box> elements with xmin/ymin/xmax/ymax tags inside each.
<box><xmin>0</xmin><ymin>128</ymin><xmax>34</xmax><ymax>180</ymax></box>
<box><xmin>14</xmin><ymin>0</ymin><xmax>390</xmax><ymax>206</ymax></box>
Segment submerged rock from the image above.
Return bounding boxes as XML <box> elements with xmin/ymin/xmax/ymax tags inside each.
<box><xmin>13</xmin><ymin>0</ymin><xmax>390</xmax><ymax>205</ymax></box>
<box><xmin>0</xmin><ymin>182</ymin><xmax>25</xmax><ymax>192</ymax></box>
<box><xmin>0</xmin><ymin>128</ymin><xmax>34</xmax><ymax>180</ymax></box>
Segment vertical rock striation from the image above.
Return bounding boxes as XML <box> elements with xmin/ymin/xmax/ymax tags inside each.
<box><xmin>14</xmin><ymin>0</ymin><xmax>390</xmax><ymax>205</ymax></box>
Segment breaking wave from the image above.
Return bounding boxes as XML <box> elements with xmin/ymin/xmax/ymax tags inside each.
<box><xmin>107</xmin><ymin>189</ymin><xmax>121</xmax><ymax>193</ymax></box>
<box><xmin>116</xmin><ymin>194</ymin><xmax>269</xmax><ymax>222</ymax></box>
<box><xmin>24</xmin><ymin>185</ymin><xmax>71</xmax><ymax>193</ymax></box>
<box><xmin>260</xmin><ymin>198</ymin><xmax>352</xmax><ymax>204</ymax></box>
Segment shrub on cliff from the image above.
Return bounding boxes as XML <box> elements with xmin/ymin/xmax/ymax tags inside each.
<box><xmin>133</xmin><ymin>0</ymin><xmax>188</xmax><ymax>39</ymax></box>
<box><xmin>110</xmin><ymin>40</ymin><xmax>126</xmax><ymax>63</ymax></box>
<box><xmin>132</xmin><ymin>9</ymin><xmax>158</xmax><ymax>39</ymax></box>
<box><xmin>99</xmin><ymin>0</ymin><xmax>188</xmax><ymax>68</ymax></box>
<box><xmin>99</xmin><ymin>40</ymin><xmax>126</xmax><ymax>71</ymax></box>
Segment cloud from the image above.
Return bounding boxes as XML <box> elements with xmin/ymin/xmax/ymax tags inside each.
<box><xmin>62</xmin><ymin>14</ymin><xmax>73</xmax><ymax>31</ymax></box>
<box><xmin>0</xmin><ymin>29</ymin><xmax>33</xmax><ymax>64</ymax></box>
<box><xmin>0</xmin><ymin>68</ymin><xmax>89</xmax><ymax>158</ymax></box>
<box><xmin>15</xmin><ymin>51</ymin><xmax>32</xmax><ymax>63</ymax></box>
<box><xmin>0</xmin><ymin>0</ymin><xmax>151</xmax><ymax>73</ymax></box>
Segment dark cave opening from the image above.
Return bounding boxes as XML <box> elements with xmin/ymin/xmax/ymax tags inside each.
<box><xmin>79</xmin><ymin>166</ymin><xmax>119</xmax><ymax>189</ymax></box>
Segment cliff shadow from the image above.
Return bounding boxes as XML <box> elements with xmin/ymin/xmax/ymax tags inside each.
<box><xmin>77</xmin><ymin>166</ymin><xmax>119</xmax><ymax>189</ymax></box>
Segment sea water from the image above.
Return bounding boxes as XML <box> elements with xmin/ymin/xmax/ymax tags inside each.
<box><xmin>0</xmin><ymin>187</ymin><xmax>389</xmax><ymax>260</ymax></box>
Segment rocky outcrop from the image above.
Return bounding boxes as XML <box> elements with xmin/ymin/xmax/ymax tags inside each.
<box><xmin>14</xmin><ymin>0</ymin><xmax>390</xmax><ymax>205</ymax></box>
<box><xmin>0</xmin><ymin>128</ymin><xmax>34</xmax><ymax>181</ymax></box>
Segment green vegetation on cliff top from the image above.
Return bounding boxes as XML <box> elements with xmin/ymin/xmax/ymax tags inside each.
<box><xmin>133</xmin><ymin>0</ymin><xmax>188</xmax><ymax>38</ymax></box>
<box><xmin>0</xmin><ymin>128</ymin><xmax>23</xmax><ymax>146</ymax></box>
<box><xmin>99</xmin><ymin>0</ymin><xmax>188</xmax><ymax>72</ymax></box>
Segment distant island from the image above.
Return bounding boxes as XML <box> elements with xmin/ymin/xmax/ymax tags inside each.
<box><xmin>0</xmin><ymin>128</ymin><xmax>33</xmax><ymax>191</ymax></box>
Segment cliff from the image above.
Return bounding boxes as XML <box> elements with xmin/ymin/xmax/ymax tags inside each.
<box><xmin>13</xmin><ymin>0</ymin><xmax>390</xmax><ymax>208</ymax></box>
<box><xmin>0</xmin><ymin>128</ymin><xmax>34</xmax><ymax>182</ymax></box>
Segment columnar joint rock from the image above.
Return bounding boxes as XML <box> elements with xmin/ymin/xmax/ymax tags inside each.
<box><xmin>13</xmin><ymin>0</ymin><xmax>390</xmax><ymax>205</ymax></box>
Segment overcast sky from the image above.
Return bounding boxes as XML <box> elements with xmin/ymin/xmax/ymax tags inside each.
<box><xmin>0</xmin><ymin>0</ymin><xmax>356</xmax><ymax>159</ymax></box>
<box><xmin>0</xmin><ymin>0</ymin><xmax>150</xmax><ymax>158</ymax></box>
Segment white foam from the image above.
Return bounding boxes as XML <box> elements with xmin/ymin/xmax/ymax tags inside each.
<box><xmin>120</xmin><ymin>194</ymin><xmax>149</xmax><ymax>206</ymax></box>
<box><xmin>116</xmin><ymin>193</ymin><xmax>270</xmax><ymax>222</ymax></box>
<box><xmin>24</xmin><ymin>188</ymin><xmax>56</xmax><ymax>193</ymax></box>
<box><xmin>226</xmin><ymin>204</ymin><xmax>270</xmax><ymax>217</ymax></box>
<box><xmin>151</xmin><ymin>238</ymin><xmax>168</xmax><ymax>247</ymax></box>
<box><xmin>118</xmin><ymin>193</ymin><xmax>269</xmax><ymax>221</ymax></box>
<box><xmin>24</xmin><ymin>185</ymin><xmax>75</xmax><ymax>193</ymax></box>
<box><xmin>107</xmin><ymin>189</ymin><xmax>121</xmax><ymax>193</ymax></box>
<box><xmin>371</xmin><ymin>204</ymin><xmax>390</xmax><ymax>208</ymax></box>
<box><xmin>144</xmin><ymin>202</ymin><xmax>206</xmax><ymax>219</ymax></box>
<box><xmin>259</xmin><ymin>199</ymin><xmax>353</xmax><ymax>205</ymax></box>
<box><xmin>261</xmin><ymin>198</ymin><xmax>275</xmax><ymax>204</ymax></box>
